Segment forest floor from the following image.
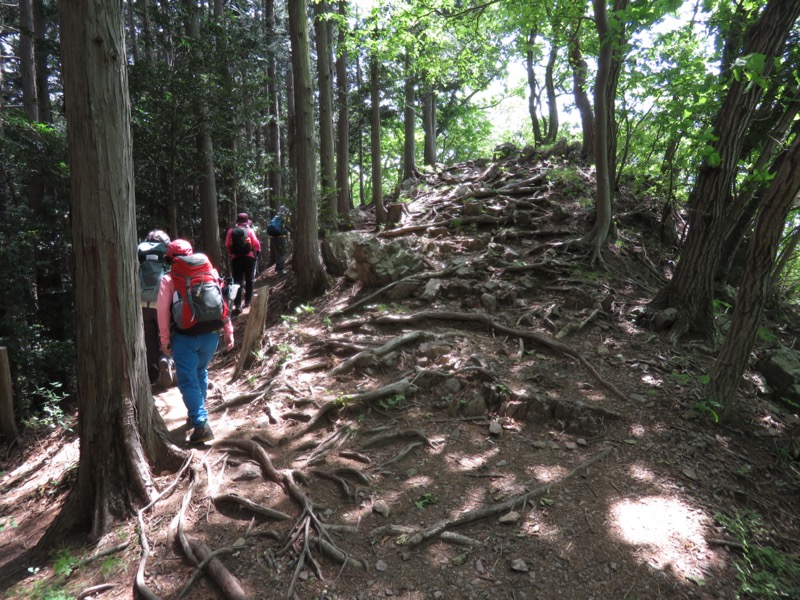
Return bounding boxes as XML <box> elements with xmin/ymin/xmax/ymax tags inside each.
<box><xmin>2</xmin><ymin>152</ymin><xmax>800</xmax><ymax>600</ymax></box>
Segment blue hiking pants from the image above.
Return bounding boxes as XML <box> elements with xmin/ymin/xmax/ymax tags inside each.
<box><xmin>171</xmin><ymin>331</ymin><xmax>219</xmax><ymax>426</ymax></box>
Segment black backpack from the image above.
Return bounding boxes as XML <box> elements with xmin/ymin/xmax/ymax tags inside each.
<box><xmin>230</xmin><ymin>226</ymin><xmax>251</xmax><ymax>256</ymax></box>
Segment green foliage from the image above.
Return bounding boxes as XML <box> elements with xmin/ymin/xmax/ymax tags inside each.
<box><xmin>100</xmin><ymin>556</ymin><xmax>125</xmax><ymax>578</ymax></box>
<box><xmin>548</xmin><ymin>166</ymin><xmax>590</xmax><ymax>200</ymax></box>
<box><xmin>52</xmin><ymin>548</ymin><xmax>77</xmax><ymax>578</ymax></box>
<box><xmin>693</xmin><ymin>397</ymin><xmax>722</xmax><ymax>423</ymax></box>
<box><xmin>414</xmin><ymin>492</ymin><xmax>437</xmax><ymax>509</ymax></box>
<box><xmin>22</xmin><ymin>382</ymin><xmax>73</xmax><ymax>432</ymax></box>
<box><xmin>378</xmin><ymin>394</ymin><xmax>405</xmax><ymax>411</ymax></box>
<box><xmin>715</xmin><ymin>511</ymin><xmax>800</xmax><ymax>598</ymax></box>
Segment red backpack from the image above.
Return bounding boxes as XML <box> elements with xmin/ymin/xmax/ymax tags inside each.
<box><xmin>170</xmin><ymin>253</ymin><xmax>228</xmax><ymax>333</ymax></box>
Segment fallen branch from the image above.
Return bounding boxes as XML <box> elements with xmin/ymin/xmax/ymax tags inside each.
<box><xmin>378</xmin><ymin>441</ymin><xmax>424</xmax><ymax>468</ymax></box>
<box><xmin>403</xmin><ymin>446</ymin><xmax>613</xmax><ymax>548</ymax></box>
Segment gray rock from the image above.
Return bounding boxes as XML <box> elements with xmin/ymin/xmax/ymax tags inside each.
<box><xmin>421</xmin><ymin>278</ymin><xmax>443</xmax><ymax>301</ymax></box>
<box><xmin>373</xmin><ymin>500</ymin><xmax>390</xmax><ymax>517</ymax></box>
<box><xmin>511</xmin><ymin>559</ymin><xmax>529</xmax><ymax>572</ymax></box>
<box><xmin>481</xmin><ymin>293</ymin><xmax>497</xmax><ymax>312</ymax></box>
<box><xmin>353</xmin><ymin>238</ymin><xmax>424</xmax><ymax>287</ymax></box>
<box><xmin>231</xmin><ymin>463</ymin><xmax>262</xmax><ymax>481</ymax></box>
<box><xmin>756</xmin><ymin>347</ymin><xmax>800</xmax><ymax>404</ymax></box>
<box><xmin>499</xmin><ymin>511</ymin><xmax>520</xmax><ymax>524</ymax></box>
<box><xmin>489</xmin><ymin>421</ymin><xmax>503</xmax><ymax>436</ymax></box>
<box><xmin>320</xmin><ymin>231</ymin><xmax>371</xmax><ymax>276</ymax></box>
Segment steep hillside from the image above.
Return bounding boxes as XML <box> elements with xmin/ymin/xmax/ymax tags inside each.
<box><xmin>2</xmin><ymin>152</ymin><xmax>799</xmax><ymax>600</ymax></box>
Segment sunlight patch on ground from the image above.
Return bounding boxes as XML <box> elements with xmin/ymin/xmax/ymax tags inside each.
<box><xmin>447</xmin><ymin>449</ymin><xmax>499</xmax><ymax>472</ymax></box>
<box><xmin>608</xmin><ymin>495</ymin><xmax>717</xmax><ymax>579</ymax></box>
<box><xmin>451</xmin><ymin>483</ymin><xmax>492</xmax><ymax>516</ymax></box>
<box><xmin>627</xmin><ymin>463</ymin><xmax>657</xmax><ymax>483</ymax></box>
<box><xmin>528</xmin><ymin>464</ymin><xmax>568</xmax><ymax>483</ymax></box>
<box><xmin>630</xmin><ymin>423</ymin><xmax>647</xmax><ymax>438</ymax></box>
<box><xmin>2</xmin><ymin>438</ymin><xmax>79</xmax><ymax>498</ymax></box>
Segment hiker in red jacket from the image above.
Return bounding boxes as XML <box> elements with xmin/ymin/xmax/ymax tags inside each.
<box><xmin>157</xmin><ymin>239</ymin><xmax>234</xmax><ymax>444</ymax></box>
<box><xmin>225</xmin><ymin>212</ymin><xmax>262</xmax><ymax>315</ymax></box>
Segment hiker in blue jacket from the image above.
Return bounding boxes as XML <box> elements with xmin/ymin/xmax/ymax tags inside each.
<box><xmin>267</xmin><ymin>205</ymin><xmax>291</xmax><ymax>276</ymax></box>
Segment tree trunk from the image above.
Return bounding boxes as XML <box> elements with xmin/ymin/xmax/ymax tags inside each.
<box><xmin>335</xmin><ymin>0</ymin><xmax>350</xmax><ymax>221</ymax></box>
<box><xmin>313</xmin><ymin>0</ymin><xmax>337</xmax><ymax>227</ymax></box>
<box><xmin>57</xmin><ymin>0</ymin><xmax>181</xmax><ymax>540</ymax></box>
<box><xmin>357</xmin><ymin>54</ymin><xmax>365</xmax><ymax>207</ymax></box>
<box><xmin>402</xmin><ymin>52</ymin><xmax>417</xmax><ymax>182</ymax></box>
<box><xmin>19</xmin><ymin>0</ymin><xmax>39</xmax><ymax>122</ymax></box>
<box><xmin>286</xmin><ymin>56</ymin><xmax>297</xmax><ymax>203</ymax></box>
<box><xmin>183</xmin><ymin>0</ymin><xmax>222</xmax><ymax>267</ymax></box>
<box><xmin>265</xmin><ymin>0</ymin><xmax>283</xmax><ymax>210</ymax></box>
<box><xmin>423</xmin><ymin>85</ymin><xmax>437</xmax><ymax>165</ymax></box>
<box><xmin>582</xmin><ymin>0</ymin><xmax>613</xmax><ymax>259</ymax></box>
<box><xmin>709</xmin><ymin>126</ymin><xmax>800</xmax><ymax>421</ymax></box>
<box><xmin>650</xmin><ymin>0</ymin><xmax>800</xmax><ymax>339</ymax></box>
<box><xmin>288</xmin><ymin>0</ymin><xmax>328</xmax><ymax>298</ymax></box>
<box><xmin>525</xmin><ymin>28</ymin><xmax>543</xmax><ymax>146</ymax></box>
<box><xmin>139</xmin><ymin>0</ymin><xmax>154</xmax><ymax>65</ymax></box>
<box><xmin>370</xmin><ymin>42</ymin><xmax>386</xmax><ymax>224</ymax></box>
<box><xmin>126</xmin><ymin>0</ymin><xmax>139</xmax><ymax>64</ymax></box>
<box><xmin>32</xmin><ymin>0</ymin><xmax>52</xmax><ymax>123</ymax></box>
<box><xmin>568</xmin><ymin>26</ymin><xmax>593</xmax><ymax>161</ymax></box>
<box><xmin>544</xmin><ymin>43</ymin><xmax>559</xmax><ymax>145</ymax></box>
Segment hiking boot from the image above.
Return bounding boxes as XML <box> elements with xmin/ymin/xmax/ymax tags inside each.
<box><xmin>158</xmin><ymin>356</ymin><xmax>175</xmax><ymax>387</ymax></box>
<box><xmin>189</xmin><ymin>421</ymin><xmax>214</xmax><ymax>444</ymax></box>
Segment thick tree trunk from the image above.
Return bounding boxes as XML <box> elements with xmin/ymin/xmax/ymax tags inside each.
<box><xmin>335</xmin><ymin>0</ymin><xmax>351</xmax><ymax>221</ymax></box>
<box><xmin>313</xmin><ymin>0</ymin><xmax>337</xmax><ymax>226</ymax></box>
<box><xmin>709</xmin><ymin>128</ymin><xmax>800</xmax><ymax>421</ymax></box>
<box><xmin>651</xmin><ymin>0</ymin><xmax>800</xmax><ymax>339</ymax></box>
<box><xmin>370</xmin><ymin>46</ymin><xmax>386</xmax><ymax>224</ymax></box>
<box><xmin>57</xmin><ymin>0</ymin><xmax>181</xmax><ymax>540</ymax></box>
<box><xmin>288</xmin><ymin>0</ymin><xmax>328</xmax><ymax>298</ymax></box>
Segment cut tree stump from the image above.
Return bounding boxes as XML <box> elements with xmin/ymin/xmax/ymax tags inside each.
<box><xmin>231</xmin><ymin>288</ymin><xmax>270</xmax><ymax>382</ymax></box>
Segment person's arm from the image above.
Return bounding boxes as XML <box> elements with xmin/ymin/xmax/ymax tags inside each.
<box><xmin>224</xmin><ymin>228</ymin><xmax>233</xmax><ymax>256</ymax></box>
<box><xmin>249</xmin><ymin>229</ymin><xmax>261</xmax><ymax>253</ymax></box>
<box><xmin>156</xmin><ymin>274</ymin><xmax>174</xmax><ymax>355</ymax></box>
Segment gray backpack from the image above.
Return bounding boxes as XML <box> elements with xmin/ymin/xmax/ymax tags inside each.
<box><xmin>137</xmin><ymin>241</ymin><xmax>169</xmax><ymax>304</ymax></box>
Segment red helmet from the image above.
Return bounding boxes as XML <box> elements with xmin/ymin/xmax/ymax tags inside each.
<box><xmin>166</xmin><ymin>239</ymin><xmax>193</xmax><ymax>259</ymax></box>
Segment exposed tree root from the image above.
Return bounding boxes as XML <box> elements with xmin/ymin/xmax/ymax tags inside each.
<box><xmin>360</xmin><ymin>429</ymin><xmax>434</xmax><ymax>449</ymax></box>
<box><xmin>334</xmin><ymin>267</ymin><xmax>457</xmax><ymax>316</ymax></box>
<box><xmin>226</xmin><ymin>439</ymin><xmax>365</xmax><ymax>598</ymax></box>
<box><xmin>282</xmin><ymin>379</ymin><xmax>413</xmax><ymax>442</ymax></box>
<box><xmin>401</xmin><ymin>446</ymin><xmax>613</xmax><ymax>548</ymax></box>
<box><xmin>338</xmin><ymin>311</ymin><xmax>630</xmax><ymax>402</ymax></box>
<box><xmin>134</xmin><ymin>452</ymin><xmax>194</xmax><ymax>600</ymax></box>
<box><xmin>378</xmin><ymin>441</ymin><xmax>424</xmax><ymax>468</ymax></box>
<box><xmin>327</xmin><ymin>330</ymin><xmax>433</xmax><ymax>377</ymax></box>
<box><xmin>556</xmin><ymin>307</ymin><xmax>602</xmax><ymax>339</ymax></box>
<box><xmin>311</xmin><ymin>467</ymin><xmax>371</xmax><ymax>500</ymax></box>
<box><xmin>212</xmin><ymin>493</ymin><xmax>292</xmax><ymax>521</ymax></box>
<box><xmin>173</xmin><ymin>467</ymin><xmax>248</xmax><ymax>600</ymax></box>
